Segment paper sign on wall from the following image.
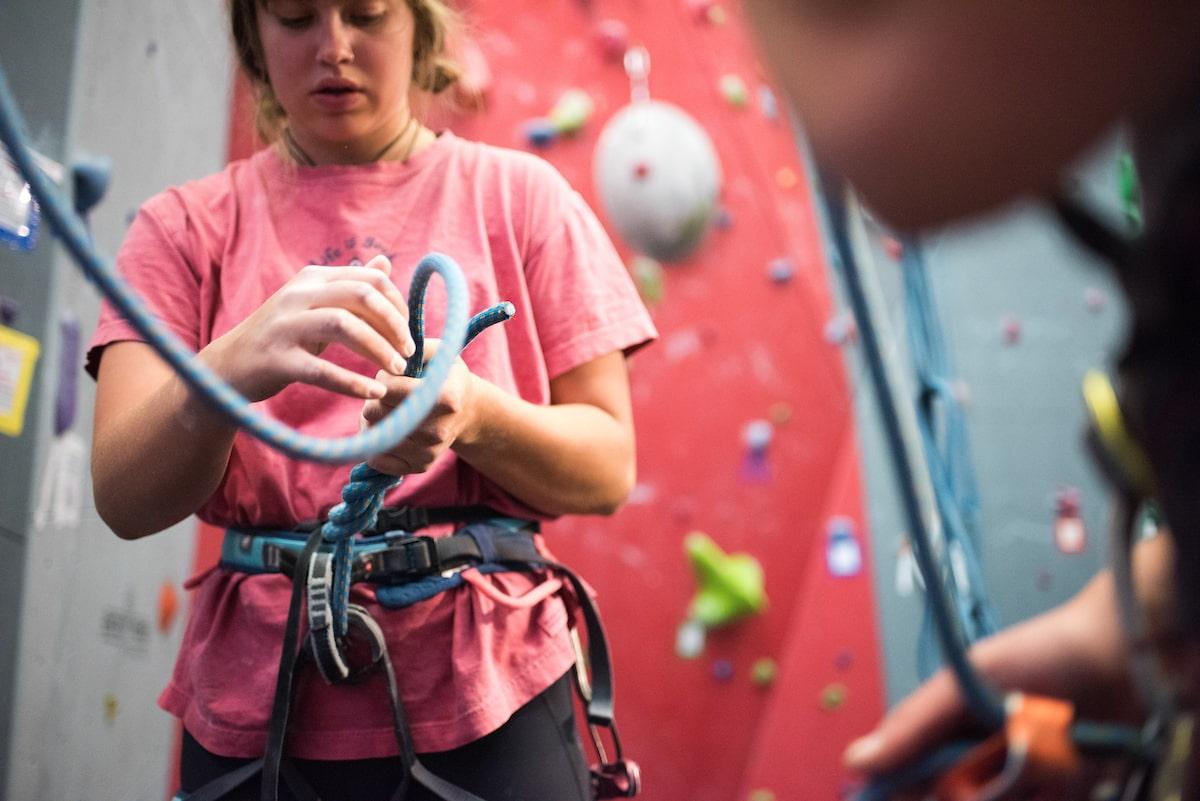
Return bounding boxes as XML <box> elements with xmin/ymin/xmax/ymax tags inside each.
<box><xmin>0</xmin><ymin>324</ymin><xmax>40</xmax><ymax>437</ymax></box>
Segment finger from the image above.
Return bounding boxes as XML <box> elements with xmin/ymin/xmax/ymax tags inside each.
<box><xmin>843</xmin><ymin>670</ymin><xmax>969</xmax><ymax>775</ymax></box>
<box><xmin>365</xmin><ymin>452</ymin><xmax>425</xmax><ymax>476</ymax></box>
<box><xmin>307</xmin><ymin>279</ymin><xmax>412</xmax><ymax>364</ymax></box>
<box><xmin>288</xmin><ymin>353</ymin><xmax>387</xmax><ymax>399</ymax></box>
<box><xmin>363</xmin><ymin>253</ymin><xmax>392</xmax><ymax>276</ymax></box>
<box><xmin>300</xmin><ymin>309</ymin><xmax>409</xmax><ymax>376</ymax></box>
<box><xmin>372</xmin><ymin>371</ymin><xmax>423</xmax><ymax>407</ymax></box>
<box><xmin>305</xmin><ymin>264</ymin><xmax>414</xmax><ymax>356</ymax></box>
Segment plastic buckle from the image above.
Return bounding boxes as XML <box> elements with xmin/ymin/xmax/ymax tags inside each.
<box><xmin>370</xmin><ymin>535</ymin><xmax>439</xmax><ymax>580</ymax></box>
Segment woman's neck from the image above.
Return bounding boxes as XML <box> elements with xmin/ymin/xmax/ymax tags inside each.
<box><xmin>281</xmin><ymin>117</ymin><xmax>435</xmax><ymax>166</ymax></box>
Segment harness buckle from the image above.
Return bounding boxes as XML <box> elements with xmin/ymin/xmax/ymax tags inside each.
<box><xmin>365</xmin><ymin>535</ymin><xmax>440</xmax><ymax>581</ymax></box>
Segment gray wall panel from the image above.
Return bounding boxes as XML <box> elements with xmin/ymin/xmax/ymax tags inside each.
<box><xmin>3</xmin><ymin>1</ymin><xmax>232</xmax><ymax>799</ymax></box>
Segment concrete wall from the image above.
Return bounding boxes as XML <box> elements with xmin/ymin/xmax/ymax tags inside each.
<box><xmin>0</xmin><ymin>2</ymin><xmax>231</xmax><ymax>799</ymax></box>
<box><xmin>849</xmin><ymin>140</ymin><xmax>1130</xmax><ymax>704</ymax></box>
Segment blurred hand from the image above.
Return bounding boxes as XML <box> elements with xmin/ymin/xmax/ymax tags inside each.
<box><xmin>845</xmin><ymin>568</ymin><xmax>1148</xmax><ymax>787</ymax></box>
<box><xmin>199</xmin><ymin>254</ymin><xmax>415</xmax><ymax>402</ymax></box>
<box><xmin>360</xmin><ymin>338</ymin><xmax>481</xmax><ymax>475</ymax></box>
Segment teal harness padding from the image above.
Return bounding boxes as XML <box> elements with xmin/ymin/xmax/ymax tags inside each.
<box><xmin>220</xmin><ymin>517</ymin><xmax>537</xmax><ymax>609</ymax></box>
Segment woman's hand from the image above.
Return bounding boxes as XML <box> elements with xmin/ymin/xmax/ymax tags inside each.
<box><xmin>360</xmin><ymin>338</ymin><xmax>481</xmax><ymax>476</ymax></box>
<box><xmin>199</xmin><ymin>254</ymin><xmax>416</xmax><ymax>402</ymax></box>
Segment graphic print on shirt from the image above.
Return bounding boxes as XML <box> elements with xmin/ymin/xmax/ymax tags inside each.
<box><xmin>307</xmin><ymin>235</ymin><xmax>398</xmax><ymax>268</ymax></box>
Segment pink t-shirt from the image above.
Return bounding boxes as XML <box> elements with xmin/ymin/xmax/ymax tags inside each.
<box><xmin>87</xmin><ymin>132</ymin><xmax>656</xmax><ymax>759</ymax></box>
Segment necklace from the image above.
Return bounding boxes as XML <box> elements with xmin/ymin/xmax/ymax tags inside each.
<box><xmin>282</xmin><ymin>116</ymin><xmax>420</xmax><ymax>166</ymax></box>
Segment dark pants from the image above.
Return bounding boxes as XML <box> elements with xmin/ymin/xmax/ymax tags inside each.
<box><xmin>180</xmin><ymin>672</ymin><xmax>592</xmax><ymax>801</ymax></box>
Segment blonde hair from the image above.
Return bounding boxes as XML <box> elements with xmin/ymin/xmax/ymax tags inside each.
<box><xmin>228</xmin><ymin>0</ymin><xmax>462</xmax><ymax>142</ymax></box>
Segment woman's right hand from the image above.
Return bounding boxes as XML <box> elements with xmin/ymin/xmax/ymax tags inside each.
<box><xmin>198</xmin><ymin>254</ymin><xmax>415</xmax><ymax>402</ymax></box>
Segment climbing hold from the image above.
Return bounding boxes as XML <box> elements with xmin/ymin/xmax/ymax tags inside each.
<box><xmin>631</xmin><ymin>255</ymin><xmax>664</xmax><ymax>305</ymax></box>
<box><xmin>549</xmin><ymin>89</ymin><xmax>594</xmax><ymax>136</ymax></box>
<box><xmin>834</xmin><ymin>650</ymin><xmax>854</xmax><ymax>673</ymax></box>
<box><xmin>758</xmin><ymin>86</ymin><xmax>778</xmax><ymax>121</ymax></box>
<box><xmin>103</xmin><ymin>693</ymin><xmax>118</xmax><ymax>723</ymax></box>
<box><xmin>70</xmin><ymin>156</ymin><xmax>112</xmax><ymax>223</ymax></box>
<box><xmin>1118</xmin><ymin>151</ymin><xmax>1142</xmax><ymax>231</ymax></box>
<box><xmin>684</xmin><ymin>531</ymin><xmax>767</xmax><ymax>628</ymax></box>
<box><xmin>775</xmin><ymin>166</ymin><xmax>798</xmax><ymax>189</ymax></box>
<box><xmin>0</xmin><ymin>295</ymin><xmax>18</xmax><ymax>326</ymax></box>
<box><xmin>768</xmin><ymin>402</ymin><xmax>792</xmax><ymax>426</ymax></box>
<box><xmin>593</xmin><ymin>19</ymin><xmax>629</xmax><ymax>61</ymax></box>
<box><xmin>720</xmin><ymin>74</ymin><xmax>749</xmax><ymax>108</ymax></box>
<box><xmin>711</xmin><ymin>658</ymin><xmax>735</xmax><ymax>682</ymax></box>
<box><xmin>826</xmin><ymin>516</ymin><xmax>863</xmax><ymax>578</ymax></box>
<box><xmin>747</xmin><ymin>789</ymin><xmax>776</xmax><ymax>801</ymax></box>
<box><xmin>706</xmin><ymin>4</ymin><xmax>728</xmax><ymax>24</ymax></box>
<box><xmin>53</xmin><ymin>315</ymin><xmax>80</xmax><ymax>435</ymax></box>
<box><xmin>751</xmin><ymin>657</ymin><xmax>778</xmax><ymax>687</ymax></box>
<box><xmin>882</xmin><ymin>235</ymin><xmax>903</xmax><ymax>261</ymax></box>
<box><xmin>1054</xmin><ymin>487</ymin><xmax>1087</xmax><ymax>555</ymax></box>
<box><xmin>742</xmin><ymin>419</ymin><xmax>773</xmax><ymax>451</ymax></box>
<box><xmin>740</xmin><ymin>420</ymin><xmax>773</xmax><ymax>483</ymax></box>
<box><xmin>594</xmin><ymin>99</ymin><xmax>722</xmax><ymax>262</ymax></box>
<box><xmin>1001</xmin><ymin>314</ymin><xmax>1021</xmax><ymax>346</ymax></box>
<box><xmin>523</xmin><ymin>118</ymin><xmax>557</xmax><ymax>148</ymax></box>
<box><xmin>824</xmin><ymin>312</ymin><xmax>858</xmax><ymax>346</ymax></box>
<box><xmin>684</xmin><ymin>0</ymin><xmax>715</xmax><ymax>21</ymax></box>
<box><xmin>767</xmin><ymin>257</ymin><xmax>795</xmax><ymax>284</ymax></box>
<box><xmin>158</xmin><ymin>581</ymin><xmax>179</xmax><ymax>634</ymax></box>
<box><xmin>714</xmin><ymin>207</ymin><xmax>733</xmax><ymax>230</ymax></box>
<box><xmin>820</xmin><ymin>682</ymin><xmax>848</xmax><ymax>711</ymax></box>
<box><xmin>1084</xmin><ymin>286</ymin><xmax>1107</xmax><ymax>313</ymax></box>
<box><xmin>676</xmin><ymin>619</ymin><xmax>707</xmax><ymax>659</ymax></box>
<box><xmin>1036</xmin><ymin>569</ymin><xmax>1054</xmax><ymax>592</ymax></box>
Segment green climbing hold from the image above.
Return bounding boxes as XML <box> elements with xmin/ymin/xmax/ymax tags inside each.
<box><xmin>747</xmin><ymin>790</ymin><xmax>776</xmax><ymax>801</ymax></box>
<box><xmin>1118</xmin><ymin>152</ymin><xmax>1142</xmax><ymax>232</ymax></box>
<box><xmin>684</xmin><ymin>532</ymin><xmax>767</xmax><ymax>627</ymax></box>
<box><xmin>820</xmin><ymin>682</ymin><xmax>848</xmax><ymax>711</ymax></box>
<box><xmin>751</xmin><ymin>657</ymin><xmax>778</xmax><ymax>687</ymax></box>
<box><xmin>631</xmin><ymin>256</ymin><xmax>664</xmax><ymax>305</ymax></box>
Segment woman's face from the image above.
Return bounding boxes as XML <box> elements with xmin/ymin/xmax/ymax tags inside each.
<box><xmin>257</xmin><ymin>0</ymin><xmax>417</xmax><ymax>161</ymax></box>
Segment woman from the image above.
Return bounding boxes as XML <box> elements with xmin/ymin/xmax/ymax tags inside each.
<box><xmin>87</xmin><ymin>1</ymin><xmax>656</xmax><ymax>799</ymax></box>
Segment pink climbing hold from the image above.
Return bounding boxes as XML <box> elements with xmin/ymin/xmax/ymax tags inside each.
<box><xmin>594</xmin><ymin>19</ymin><xmax>630</xmax><ymax>61</ymax></box>
<box><xmin>1002</xmin><ymin>315</ymin><xmax>1021</xmax><ymax>346</ymax></box>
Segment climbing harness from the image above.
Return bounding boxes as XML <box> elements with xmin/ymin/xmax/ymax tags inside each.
<box><xmin>188</xmin><ymin>512</ymin><xmax>641</xmax><ymax>801</ymax></box>
<box><xmin>818</xmin><ymin>177</ymin><xmax>1180</xmax><ymax>801</ymax></box>
<box><xmin>0</xmin><ymin>62</ymin><xmax>640</xmax><ymax>801</ymax></box>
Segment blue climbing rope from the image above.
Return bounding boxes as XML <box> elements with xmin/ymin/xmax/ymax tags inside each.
<box><xmin>0</xmin><ymin>64</ymin><xmax>471</xmax><ymax>465</ymax></box>
<box><xmin>321</xmin><ymin>300</ymin><xmax>514</xmax><ymax>637</ymax></box>
<box><xmin>900</xmin><ymin>238</ymin><xmax>999</xmax><ymax>680</ymax></box>
<box><xmin>819</xmin><ymin>181</ymin><xmax>1006</xmax><ymax>731</ymax></box>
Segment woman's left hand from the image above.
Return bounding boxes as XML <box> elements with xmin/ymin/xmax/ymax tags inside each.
<box><xmin>360</xmin><ymin>338</ymin><xmax>481</xmax><ymax>475</ymax></box>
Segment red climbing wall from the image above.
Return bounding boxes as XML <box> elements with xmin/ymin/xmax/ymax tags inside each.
<box><xmin>205</xmin><ymin>2</ymin><xmax>886</xmax><ymax>800</ymax></box>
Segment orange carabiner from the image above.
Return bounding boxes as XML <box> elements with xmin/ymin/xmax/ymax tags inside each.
<box><xmin>935</xmin><ymin>694</ymin><xmax>1081</xmax><ymax>801</ymax></box>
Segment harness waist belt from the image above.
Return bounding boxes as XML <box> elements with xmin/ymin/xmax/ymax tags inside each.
<box><xmin>220</xmin><ymin>519</ymin><xmax>539</xmax><ymax>585</ymax></box>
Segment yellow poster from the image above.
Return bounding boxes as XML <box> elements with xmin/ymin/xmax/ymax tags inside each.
<box><xmin>0</xmin><ymin>324</ymin><xmax>40</xmax><ymax>437</ymax></box>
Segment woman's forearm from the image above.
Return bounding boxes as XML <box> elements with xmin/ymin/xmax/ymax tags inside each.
<box><xmin>452</xmin><ymin>377</ymin><xmax>635</xmax><ymax>517</ymax></box>
<box><xmin>92</xmin><ymin>364</ymin><xmax>237</xmax><ymax>540</ymax></box>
